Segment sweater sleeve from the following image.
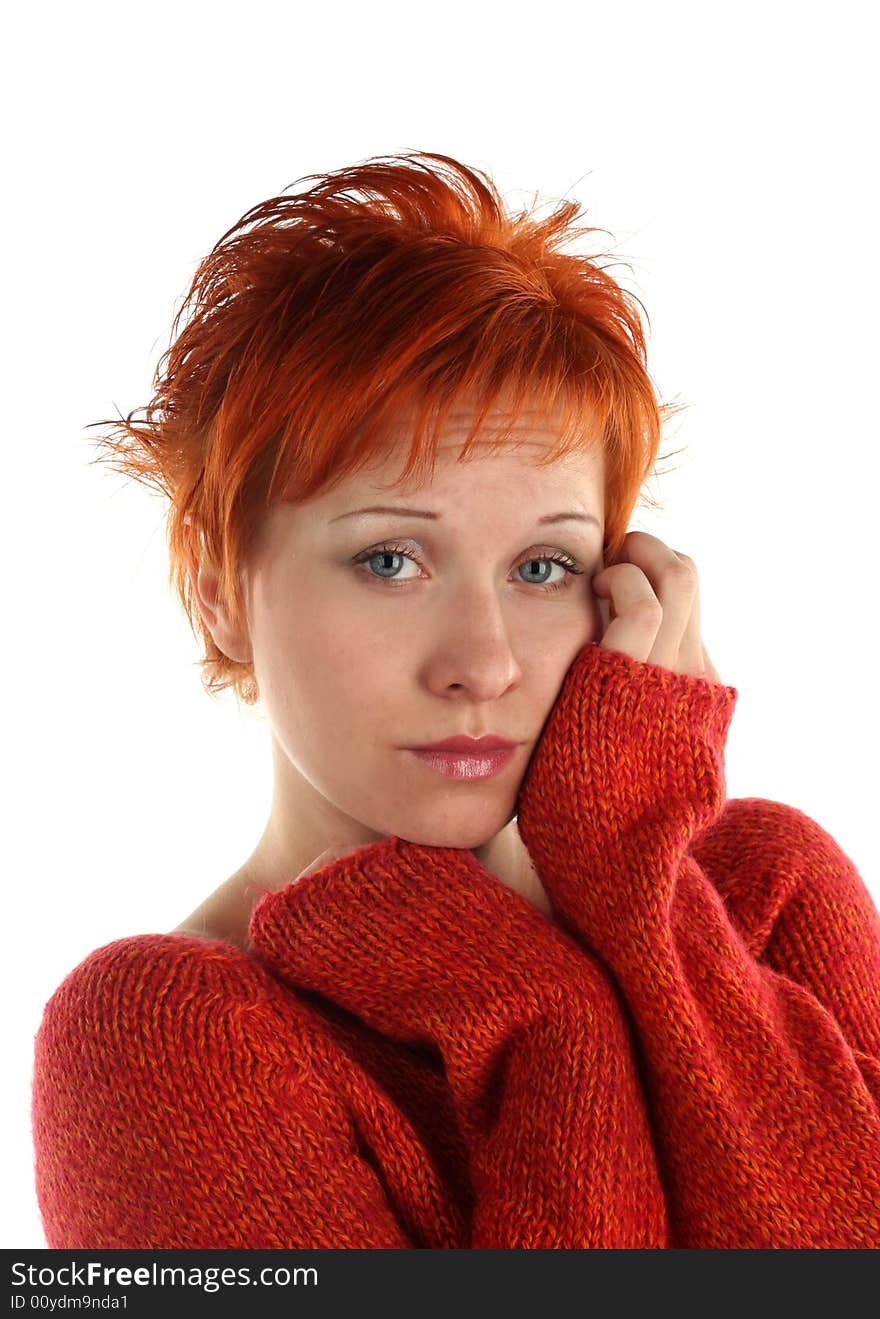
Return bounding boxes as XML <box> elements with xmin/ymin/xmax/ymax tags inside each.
<box><xmin>247</xmin><ymin>836</ymin><xmax>669</xmax><ymax>1248</ymax></box>
<box><xmin>32</xmin><ymin>935</ymin><xmax>417</xmax><ymax>1248</ymax></box>
<box><xmin>515</xmin><ymin>640</ymin><xmax>880</xmax><ymax>1248</ymax></box>
<box><xmin>33</xmin><ymin>845</ymin><xmax>669</xmax><ymax>1250</ymax></box>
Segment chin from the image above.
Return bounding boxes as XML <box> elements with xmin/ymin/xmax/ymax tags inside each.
<box><xmin>390</xmin><ymin>828</ymin><xmax>483</xmax><ymax>851</ymax></box>
<box><xmin>394</xmin><ymin>812</ymin><xmax>516</xmax><ymax>853</ymax></box>
<box><xmin>367</xmin><ymin>789</ymin><xmax>519</xmax><ymax>852</ymax></box>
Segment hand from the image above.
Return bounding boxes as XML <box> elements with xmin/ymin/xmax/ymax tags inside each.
<box><xmin>592</xmin><ymin>532</ymin><xmax>723</xmax><ymax>684</ymax></box>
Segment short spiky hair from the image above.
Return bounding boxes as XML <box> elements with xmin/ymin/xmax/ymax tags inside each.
<box><xmin>86</xmin><ymin>149</ymin><xmax>686</xmax><ymax>706</ymax></box>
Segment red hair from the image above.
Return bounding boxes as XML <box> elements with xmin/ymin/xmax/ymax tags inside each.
<box><xmin>86</xmin><ymin>150</ymin><xmax>687</xmax><ymax>706</ymax></box>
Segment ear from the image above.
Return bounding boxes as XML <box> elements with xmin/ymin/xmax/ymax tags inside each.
<box><xmin>186</xmin><ymin>529</ymin><xmax>254</xmax><ymax>666</ymax></box>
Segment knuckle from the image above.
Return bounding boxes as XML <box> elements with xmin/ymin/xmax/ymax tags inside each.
<box><xmin>663</xmin><ymin>558</ymin><xmax>697</xmax><ymax>590</ymax></box>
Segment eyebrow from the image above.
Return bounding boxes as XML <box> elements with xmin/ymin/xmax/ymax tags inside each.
<box><xmin>329</xmin><ymin>505</ymin><xmax>601</xmax><ymax>529</ymax></box>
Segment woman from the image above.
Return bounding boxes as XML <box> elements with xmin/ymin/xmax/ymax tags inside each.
<box><xmin>31</xmin><ymin>150</ymin><xmax>880</xmax><ymax>1249</ymax></box>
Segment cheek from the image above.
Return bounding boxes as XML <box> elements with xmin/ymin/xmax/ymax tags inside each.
<box><xmin>255</xmin><ymin>603</ymin><xmax>395</xmax><ymax>733</ymax></box>
<box><xmin>522</xmin><ymin>591</ymin><xmax>603</xmax><ymax>659</ymax></box>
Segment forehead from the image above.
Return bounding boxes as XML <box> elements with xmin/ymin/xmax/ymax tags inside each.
<box><xmin>252</xmin><ymin>406</ymin><xmax>604</xmax><ymax>572</ymax></box>
<box><xmin>356</xmin><ymin>402</ymin><xmax>603</xmax><ymax>493</ymax></box>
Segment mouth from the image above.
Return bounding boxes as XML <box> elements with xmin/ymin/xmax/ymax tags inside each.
<box><xmin>404</xmin><ymin>746</ymin><xmax>519</xmax><ymax>781</ymax></box>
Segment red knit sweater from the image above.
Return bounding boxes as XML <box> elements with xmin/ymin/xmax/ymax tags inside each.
<box><xmin>32</xmin><ymin>643</ymin><xmax>880</xmax><ymax>1248</ymax></box>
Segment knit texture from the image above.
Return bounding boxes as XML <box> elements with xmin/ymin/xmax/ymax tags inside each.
<box><xmin>32</xmin><ymin>642</ymin><xmax>880</xmax><ymax>1248</ymax></box>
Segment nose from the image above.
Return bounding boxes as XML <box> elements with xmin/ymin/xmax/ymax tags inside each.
<box><xmin>423</xmin><ymin>591</ymin><xmax>522</xmax><ymax>699</ymax></box>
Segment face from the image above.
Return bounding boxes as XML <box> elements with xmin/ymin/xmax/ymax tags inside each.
<box><xmin>199</xmin><ymin>403</ymin><xmax>606</xmax><ymax>871</ymax></box>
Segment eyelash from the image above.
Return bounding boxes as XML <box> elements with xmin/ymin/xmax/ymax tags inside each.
<box><xmin>351</xmin><ymin>541</ymin><xmax>585</xmax><ymax>594</ymax></box>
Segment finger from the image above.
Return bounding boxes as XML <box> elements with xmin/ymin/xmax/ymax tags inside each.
<box><xmin>640</xmin><ymin>549</ymin><xmax>703</xmax><ymax>675</ymax></box>
<box><xmin>597</xmin><ymin>533</ymin><xmax>707</xmax><ymax>673</ymax></box>
<box><xmin>665</xmin><ymin>551</ymin><xmax>717</xmax><ymax>680</ymax></box>
<box><xmin>592</xmin><ymin>562</ymin><xmax>664</xmax><ymax>663</ymax></box>
<box><xmin>619</xmin><ymin>536</ymin><xmax>701</xmax><ymax>673</ymax></box>
<box><xmin>643</xmin><ymin>554</ymin><xmax>697</xmax><ymax>672</ymax></box>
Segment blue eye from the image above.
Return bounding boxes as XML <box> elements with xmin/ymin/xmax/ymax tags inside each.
<box><xmin>352</xmin><ymin>543</ymin><xmax>584</xmax><ymax>594</ymax></box>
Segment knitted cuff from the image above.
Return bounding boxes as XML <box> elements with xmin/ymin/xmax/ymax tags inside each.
<box><xmin>516</xmin><ymin>642</ymin><xmax>738</xmax><ymax>940</ymax></box>
<box><xmin>248</xmin><ymin>834</ymin><xmax>617</xmax><ymax>1104</ymax></box>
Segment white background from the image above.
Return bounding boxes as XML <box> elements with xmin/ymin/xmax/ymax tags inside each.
<box><xmin>4</xmin><ymin>0</ymin><xmax>877</xmax><ymax>1248</ymax></box>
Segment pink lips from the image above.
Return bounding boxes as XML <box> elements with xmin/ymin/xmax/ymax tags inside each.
<box><xmin>406</xmin><ymin>746</ymin><xmax>518</xmax><ymax>780</ymax></box>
